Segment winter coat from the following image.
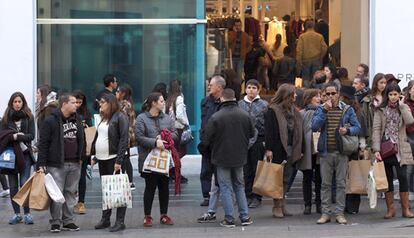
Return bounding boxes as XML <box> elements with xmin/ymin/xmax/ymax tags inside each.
<box><xmin>298</xmin><ymin>106</ymin><xmax>317</xmax><ymax>170</ymax></box>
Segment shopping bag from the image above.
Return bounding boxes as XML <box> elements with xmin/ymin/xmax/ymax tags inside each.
<box><xmin>0</xmin><ymin>147</ymin><xmax>16</xmax><ymax>169</ymax></box>
<box><xmin>84</xmin><ymin>127</ymin><xmax>97</xmax><ymax>156</ymax></box>
<box><xmin>101</xmin><ymin>172</ymin><xmax>132</xmax><ymax>210</ymax></box>
<box><xmin>142</xmin><ymin>148</ymin><xmax>171</xmax><ymax>176</ymax></box>
<box><xmin>346</xmin><ymin>159</ymin><xmax>371</xmax><ymax>194</ymax></box>
<box><xmin>252</xmin><ymin>159</ymin><xmax>284</xmax><ymax>199</ymax></box>
<box><xmin>367</xmin><ymin>168</ymin><xmax>377</xmax><ymax>209</ymax></box>
<box><xmin>29</xmin><ymin>172</ymin><xmax>51</xmax><ymax>210</ymax></box>
<box><xmin>373</xmin><ymin>161</ymin><xmax>389</xmax><ymax>192</ymax></box>
<box><xmin>12</xmin><ymin>173</ymin><xmax>35</xmax><ymax>207</ymax></box>
<box><xmin>44</xmin><ymin>173</ymin><xmax>65</xmax><ymax>203</ymax></box>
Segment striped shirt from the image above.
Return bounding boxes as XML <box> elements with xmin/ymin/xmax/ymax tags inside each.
<box><xmin>326</xmin><ymin>106</ymin><xmax>342</xmax><ymax>152</ymax></box>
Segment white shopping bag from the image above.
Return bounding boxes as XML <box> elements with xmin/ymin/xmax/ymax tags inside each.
<box><xmin>101</xmin><ymin>172</ymin><xmax>132</xmax><ymax>210</ymax></box>
<box><xmin>44</xmin><ymin>173</ymin><xmax>65</xmax><ymax>203</ymax></box>
<box><xmin>142</xmin><ymin>148</ymin><xmax>172</xmax><ymax>176</ymax></box>
<box><xmin>367</xmin><ymin>168</ymin><xmax>377</xmax><ymax>209</ymax></box>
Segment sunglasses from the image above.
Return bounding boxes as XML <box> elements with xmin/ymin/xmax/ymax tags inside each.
<box><xmin>325</xmin><ymin>92</ymin><xmax>337</xmax><ymax>96</ymax></box>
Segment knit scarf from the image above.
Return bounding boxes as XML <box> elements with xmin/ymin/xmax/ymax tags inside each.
<box><xmin>384</xmin><ymin>101</ymin><xmax>400</xmax><ymax>144</ymax></box>
<box><xmin>160</xmin><ymin>128</ymin><xmax>181</xmax><ymax>195</ymax></box>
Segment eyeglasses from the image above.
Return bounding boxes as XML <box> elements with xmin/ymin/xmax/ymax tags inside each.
<box><xmin>325</xmin><ymin>92</ymin><xmax>337</xmax><ymax>96</ymax></box>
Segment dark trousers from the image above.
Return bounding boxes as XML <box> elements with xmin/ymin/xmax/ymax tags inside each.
<box><xmin>78</xmin><ymin>157</ymin><xmax>89</xmax><ymax>203</ymax></box>
<box><xmin>124</xmin><ymin>149</ymin><xmax>133</xmax><ymax>183</ymax></box>
<box><xmin>200</xmin><ymin>155</ymin><xmax>213</xmax><ymax>198</ymax></box>
<box><xmin>302</xmin><ymin>154</ymin><xmax>321</xmax><ymax>206</ymax></box>
<box><xmin>345</xmin><ymin>153</ymin><xmax>361</xmax><ymax>213</ymax></box>
<box><xmin>8</xmin><ymin>153</ymin><xmax>31</xmax><ymax>214</ymax></box>
<box><xmin>0</xmin><ymin>174</ymin><xmax>8</xmax><ymax>190</ymax></box>
<box><xmin>384</xmin><ymin>155</ymin><xmax>408</xmax><ymax>192</ymax></box>
<box><xmin>98</xmin><ymin>158</ymin><xmax>126</xmax><ymax>224</ymax></box>
<box><xmin>244</xmin><ymin>137</ymin><xmax>265</xmax><ymax>200</ymax></box>
<box><xmin>144</xmin><ymin>173</ymin><xmax>169</xmax><ymax>215</ymax></box>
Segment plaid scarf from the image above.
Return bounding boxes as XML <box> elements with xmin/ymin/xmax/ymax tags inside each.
<box><xmin>384</xmin><ymin>102</ymin><xmax>400</xmax><ymax>144</ymax></box>
<box><xmin>160</xmin><ymin>128</ymin><xmax>181</xmax><ymax>194</ymax></box>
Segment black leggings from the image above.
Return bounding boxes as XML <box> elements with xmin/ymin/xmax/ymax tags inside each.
<box><xmin>124</xmin><ymin>149</ymin><xmax>133</xmax><ymax>183</ymax></box>
<box><xmin>302</xmin><ymin>154</ymin><xmax>322</xmax><ymax>206</ymax></box>
<box><xmin>144</xmin><ymin>173</ymin><xmax>169</xmax><ymax>215</ymax></box>
<box><xmin>385</xmin><ymin>156</ymin><xmax>408</xmax><ymax>192</ymax></box>
<box><xmin>0</xmin><ymin>174</ymin><xmax>8</xmax><ymax>190</ymax></box>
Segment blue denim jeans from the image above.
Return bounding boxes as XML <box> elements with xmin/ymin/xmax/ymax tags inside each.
<box><xmin>207</xmin><ymin>175</ymin><xmax>220</xmax><ymax>213</ymax></box>
<box><xmin>301</xmin><ymin>59</ymin><xmax>322</xmax><ymax>88</ymax></box>
<box><xmin>216</xmin><ymin>166</ymin><xmax>249</xmax><ymax>221</ymax></box>
<box><xmin>232</xmin><ymin>58</ymin><xmax>244</xmax><ymax>81</ymax></box>
<box><xmin>8</xmin><ymin>153</ymin><xmax>32</xmax><ymax>214</ymax></box>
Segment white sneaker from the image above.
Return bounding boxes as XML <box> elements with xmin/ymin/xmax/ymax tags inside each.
<box><xmin>0</xmin><ymin>189</ymin><xmax>10</xmax><ymax>197</ymax></box>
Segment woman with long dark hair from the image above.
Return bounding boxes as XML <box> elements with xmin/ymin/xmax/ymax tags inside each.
<box><xmin>264</xmin><ymin>84</ymin><xmax>303</xmax><ymax>218</ymax></box>
<box><xmin>372</xmin><ymin>83</ymin><xmax>414</xmax><ymax>219</ymax></box>
<box><xmin>36</xmin><ymin>85</ymin><xmax>58</xmax><ymax>129</ymax></box>
<box><xmin>72</xmin><ymin>90</ymin><xmax>92</xmax><ymax>215</ymax></box>
<box><xmin>116</xmin><ymin>84</ymin><xmax>136</xmax><ymax>190</ymax></box>
<box><xmin>136</xmin><ymin>92</ymin><xmax>178</xmax><ymax>227</ymax></box>
<box><xmin>92</xmin><ymin>93</ymin><xmax>129</xmax><ymax>232</ymax></box>
<box><xmin>1</xmin><ymin>92</ymin><xmax>35</xmax><ymax>225</ymax></box>
<box><xmin>324</xmin><ymin>63</ymin><xmax>341</xmax><ymax>90</ymax></box>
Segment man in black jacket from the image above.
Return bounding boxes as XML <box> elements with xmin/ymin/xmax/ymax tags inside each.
<box><xmin>38</xmin><ymin>93</ymin><xmax>85</xmax><ymax>233</ymax></box>
<box><xmin>94</xmin><ymin>74</ymin><xmax>118</xmax><ymax>111</ymax></box>
<box><xmin>201</xmin><ymin>89</ymin><xmax>255</xmax><ymax>228</ymax></box>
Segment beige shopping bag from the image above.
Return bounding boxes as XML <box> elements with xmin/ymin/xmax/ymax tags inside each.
<box><xmin>346</xmin><ymin>159</ymin><xmax>371</xmax><ymax>194</ymax></box>
<box><xmin>12</xmin><ymin>173</ymin><xmax>34</xmax><ymax>207</ymax></box>
<box><xmin>84</xmin><ymin>127</ymin><xmax>97</xmax><ymax>156</ymax></box>
<box><xmin>252</xmin><ymin>159</ymin><xmax>284</xmax><ymax>199</ymax></box>
<box><xmin>29</xmin><ymin>172</ymin><xmax>51</xmax><ymax>211</ymax></box>
<box><xmin>373</xmin><ymin>161</ymin><xmax>389</xmax><ymax>192</ymax></box>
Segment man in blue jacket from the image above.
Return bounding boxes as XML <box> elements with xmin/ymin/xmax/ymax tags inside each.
<box><xmin>312</xmin><ymin>82</ymin><xmax>361</xmax><ymax>225</ymax></box>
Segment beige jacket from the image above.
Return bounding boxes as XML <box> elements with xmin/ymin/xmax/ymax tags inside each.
<box><xmin>372</xmin><ymin>103</ymin><xmax>414</xmax><ymax>165</ymax></box>
<box><xmin>296</xmin><ymin>29</ymin><xmax>327</xmax><ymax>65</ymax></box>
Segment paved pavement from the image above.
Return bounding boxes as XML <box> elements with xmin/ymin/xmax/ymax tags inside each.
<box><xmin>1</xmin><ymin>155</ymin><xmax>414</xmax><ymax>238</ymax></box>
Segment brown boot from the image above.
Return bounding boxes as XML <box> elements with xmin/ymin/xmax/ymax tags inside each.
<box><xmin>384</xmin><ymin>192</ymin><xmax>396</xmax><ymax>219</ymax></box>
<box><xmin>281</xmin><ymin>199</ymin><xmax>292</xmax><ymax>216</ymax></box>
<box><xmin>272</xmin><ymin>199</ymin><xmax>284</xmax><ymax>218</ymax></box>
<box><xmin>400</xmin><ymin>192</ymin><xmax>414</xmax><ymax>218</ymax></box>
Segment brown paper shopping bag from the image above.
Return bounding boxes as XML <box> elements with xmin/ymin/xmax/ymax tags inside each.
<box><xmin>84</xmin><ymin>127</ymin><xmax>97</xmax><ymax>156</ymax></box>
<box><xmin>252</xmin><ymin>159</ymin><xmax>284</xmax><ymax>199</ymax></box>
<box><xmin>29</xmin><ymin>172</ymin><xmax>51</xmax><ymax>211</ymax></box>
<box><xmin>12</xmin><ymin>173</ymin><xmax>35</xmax><ymax>207</ymax></box>
<box><xmin>373</xmin><ymin>161</ymin><xmax>389</xmax><ymax>192</ymax></box>
<box><xmin>346</xmin><ymin>159</ymin><xmax>371</xmax><ymax>194</ymax></box>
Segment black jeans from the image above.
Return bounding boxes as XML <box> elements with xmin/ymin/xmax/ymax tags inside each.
<box><xmin>78</xmin><ymin>156</ymin><xmax>89</xmax><ymax>203</ymax></box>
<box><xmin>98</xmin><ymin>158</ymin><xmax>127</xmax><ymax>223</ymax></box>
<box><xmin>244</xmin><ymin>137</ymin><xmax>265</xmax><ymax>200</ymax></box>
<box><xmin>123</xmin><ymin>149</ymin><xmax>133</xmax><ymax>183</ymax></box>
<box><xmin>384</xmin><ymin>155</ymin><xmax>408</xmax><ymax>192</ymax></box>
<box><xmin>200</xmin><ymin>155</ymin><xmax>213</xmax><ymax>198</ymax></box>
<box><xmin>302</xmin><ymin>154</ymin><xmax>321</xmax><ymax>206</ymax></box>
<box><xmin>0</xmin><ymin>174</ymin><xmax>8</xmax><ymax>190</ymax></box>
<box><xmin>144</xmin><ymin>173</ymin><xmax>169</xmax><ymax>215</ymax></box>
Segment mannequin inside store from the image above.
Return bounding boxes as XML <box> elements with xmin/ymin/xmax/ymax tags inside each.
<box><xmin>206</xmin><ymin>0</ymin><xmax>369</xmax><ymax>99</ymax></box>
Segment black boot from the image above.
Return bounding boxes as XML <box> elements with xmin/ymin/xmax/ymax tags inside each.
<box><xmin>95</xmin><ymin>209</ymin><xmax>111</xmax><ymax>229</ymax></box>
<box><xmin>109</xmin><ymin>207</ymin><xmax>126</xmax><ymax>232</ymax></box>
<box><xmin>303</xmin><ymin>205</ymin><xmax>311</xmax><ymax>215</ymax></box>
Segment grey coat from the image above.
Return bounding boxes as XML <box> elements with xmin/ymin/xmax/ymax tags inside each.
<box><xmin>135</xmin><ymin>111</ymin><xmax>177</xmax><ymax>173</ymax></box>
<box><xmin>298</xmin><ymin>108</ymin><xmax>316</xmax><ymax>170</ymax></box>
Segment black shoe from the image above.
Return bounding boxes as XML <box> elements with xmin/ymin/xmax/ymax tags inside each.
<box><xmin>316</xmin><ymin>204</ymin><xmax>322</xmax><ymax>214</ymax></box>
<box><xmin>109</xmin><ymin>223</ymin><xmax>125</xmax><ymax>232</ymax></box>
<box><xmin>240</xmin><ymin>217</ymin><xmax>253</xmax><ymax>226</ymax></box>
<box><xmin>220</xmin><ymin>219</ymin><xmax>235</xmax><ymax>228</ymax></box>
<box><xmin>62</xmin><ymin>223</ymin><xmax>80</xmax><ymax>231</ymax></box>
<box><xmin>180</xmin><ymin>176</ymin><xmax>188</xmax><ymax>184</ymax></box>
<box><xmin>248</xmin><ymin>198</ymin><xmax>262</xmax><ymax>208</ymax></box>
<box><xmin>95</xmin><ymin>220</ymin><xmax>111</xmax><ymax>229</ymax></box>
<box><xmin>50</xmin><ymin>224</ymin><xmax>60</xmax><ymax>233</ymax></box>
<box><xmin>200</xmin><ymin>198</ymin><xmax>209</xmax><ymax>207</ymax></box>
<box><xmin>303</xmin><ymin>206</ymin><xmax>311</xmax><ymax>215</ymax></box>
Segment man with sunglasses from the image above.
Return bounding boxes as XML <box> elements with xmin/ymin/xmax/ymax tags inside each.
<box><xmin>312</xmin><ymin>82</ymin><xmax>361</xmax><ymax>225</ymax></box>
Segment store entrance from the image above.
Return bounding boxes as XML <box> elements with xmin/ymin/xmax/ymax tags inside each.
<box><xmin>205</xmin><ymin>0</ymin><xmax>369</xmax><ymax>97</ymax></box>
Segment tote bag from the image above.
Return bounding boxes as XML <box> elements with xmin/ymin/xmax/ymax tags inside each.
<box><xmin>345</xmin><ymin>159</ymin><xmax>371</xmax><ymax>195</ymax></box>
<box><xmin>44</xmin><ymin>173</ymin><xmax>65</xmax><ymax>203</ymax></box>
<box><xmin>252</xmin><ymin>158</ymin><xmax>284</xmax><ymax>199</ymax></box>
<box><xmin>29</xmin><ymin>172</ymin><xmax>51</xmax><ymax>211</ymax></box>
<box><xmin>142</xmin><ymin>148</ymin><xmax>172</xmax><ymax>176</ymax></box>
<box><xmin>101</xmin><ymin>172</ymin><xmax>132</xmax><ymax>210</ymax></box>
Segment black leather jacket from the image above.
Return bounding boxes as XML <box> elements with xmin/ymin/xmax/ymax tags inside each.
<box><xmin>91</xmin><ymin>111</ymin><xmax>129</xmax><ymax>165</ymax></box>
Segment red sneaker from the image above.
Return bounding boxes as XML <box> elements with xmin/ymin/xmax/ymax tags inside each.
<box><xmin>160</xmin><ymin>215</ymin><xmax>174</xmax><ymax>225</ymax></box>
<box><xmin>143</xmin><ymin>216</ymin><xmax>153</xmax><ymax>227</ymax></box>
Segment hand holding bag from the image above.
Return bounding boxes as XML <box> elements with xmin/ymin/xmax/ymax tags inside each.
<box><xmin>252</xmin><ymin>157</ymin><xmax>284</xmax><ymax>199</ymax></box>
<box><xmin>44</xmin><ymin>173</ymin><xmax>65</xmax><ymax>203</ymax></box>
<box><xmin>101</xmin><ymin>171</ymin><xmax>132</xmax><ymax>210</ymax></box>
<box><xmin>29</xmin><ymin>172</ymin><xmax>51</xmax><ymax>211</ymax></box>
<box><xmin>373</xmin><ymin>160</ymin><xmax>389</xmax><ymax>192</ymax></box>
<box><xmin>142</xmin><ymin>148</ymin><xmax>172</xmax><ymax>176</ymax></box>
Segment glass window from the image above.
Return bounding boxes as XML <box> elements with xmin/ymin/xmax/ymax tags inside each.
<box><xmin>37</xmin><ymin>24</ymin><xmax>197</xmax><ymax>126</ymax></box>
<box><xmin>37</xmin><ymin>0</ymin><xmax>196</xmax><ymax>19</ymax></box>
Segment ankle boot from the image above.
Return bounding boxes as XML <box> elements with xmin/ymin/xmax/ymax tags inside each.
<box><xmin>95</xmin><ymin>209</ymin><xmax>112</xmax><ymax>229</ymax></box>
<box><xmin>400</xmin><ymin>192</ymin><xmax>414</xmax><ymax>218</ymax></box>
<box><xmin>109</xmin><ymin>207</ymin><xmax>126</xmax><ymax>232</ymax></box>
<box><xmin>384</xmin><ymin>192</ymin><xmax>396</xmax><ymax>219</ymax></box>
<box><xmin>272</xmin><ymin>199</ymin><xmax>284</xmax><ymax>218</ymax></box>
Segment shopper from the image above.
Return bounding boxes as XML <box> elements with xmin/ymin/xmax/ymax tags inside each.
<box><xmin>166</xmin><ymin>80</ymin><xmax>190</xmax><ymax>183</ymax></box>
<box><xmin>270</xmin><ymin>34</ymin><xmax>287</xmax><ymax>61</ymax></box>
<box><xmin>38</xmin><ymin>93</ymin><xmax>84</xmax><ymax>233</ymax></box>
<box><xmin>298</xmin><ymin>88</ymin><xmax>322</xmax><ymax>215</ymax></box>
<box><xmin>324</xmin><ymin>63</ymin><xmax>341</xmax><ymax>90</ymax></box>
<box><xmin>272</xmin><ymin>46</ymin><xmax>297</xmax><ymax>89</ymax></box>
<box><xmin>135</xmin><ymin>92</ymin><xmax>177</xmax><ymax>227</ymax></box>
<box><xmin>199</xmin><ymin>88</ymin><xmax>254</xmax><ymax>228</ymax></box>
<box><xmin>356</xmin><ymin>63</ymin><xmax>369</xmax><ymax>78</ymax></box>
<box><xmin>238</xmin><ymin>79</ymin><xmax>268</xmax><ymax>208</ymax></box>
<box><xmin>94</xmin><ymin>74</ymin><xmax>118</xmax><ymax>111</ymax></box>
<box><xmin>264</xmin><ymin>84</ymin><xmax>303</xmax><ymax>218</ymax></box>
<box><xmin>73</xmin><ymin>90</ymin><xmax>92</xmax><ymax>215</ymax></box>
<box><xmin>1</xmin><ymin>92</ymin><xmax>35</xmax><ymax>225</ymax></box>
<box><xmin>372</xmin><ymin>82</ymin><xmax>414</xmax><ymax>219</ymax></box>
<box><xmin>228</xmin><ymin>18</ymin><xmax>252</xmax><ymax>81</ymax></box>
<box><xmin>312</xmin><ymin>82</ymin><xmax>361</xmax><ymax>225</ymax></box>
<box><xmin>36</xmin><ymin>85</ymin><xmax>58</xmax><ymax>130</ymax></box>
<box><xmin>116</xmin><ymin>84</ymin><xmax>136</xmax><ymax>190</ymax></box>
